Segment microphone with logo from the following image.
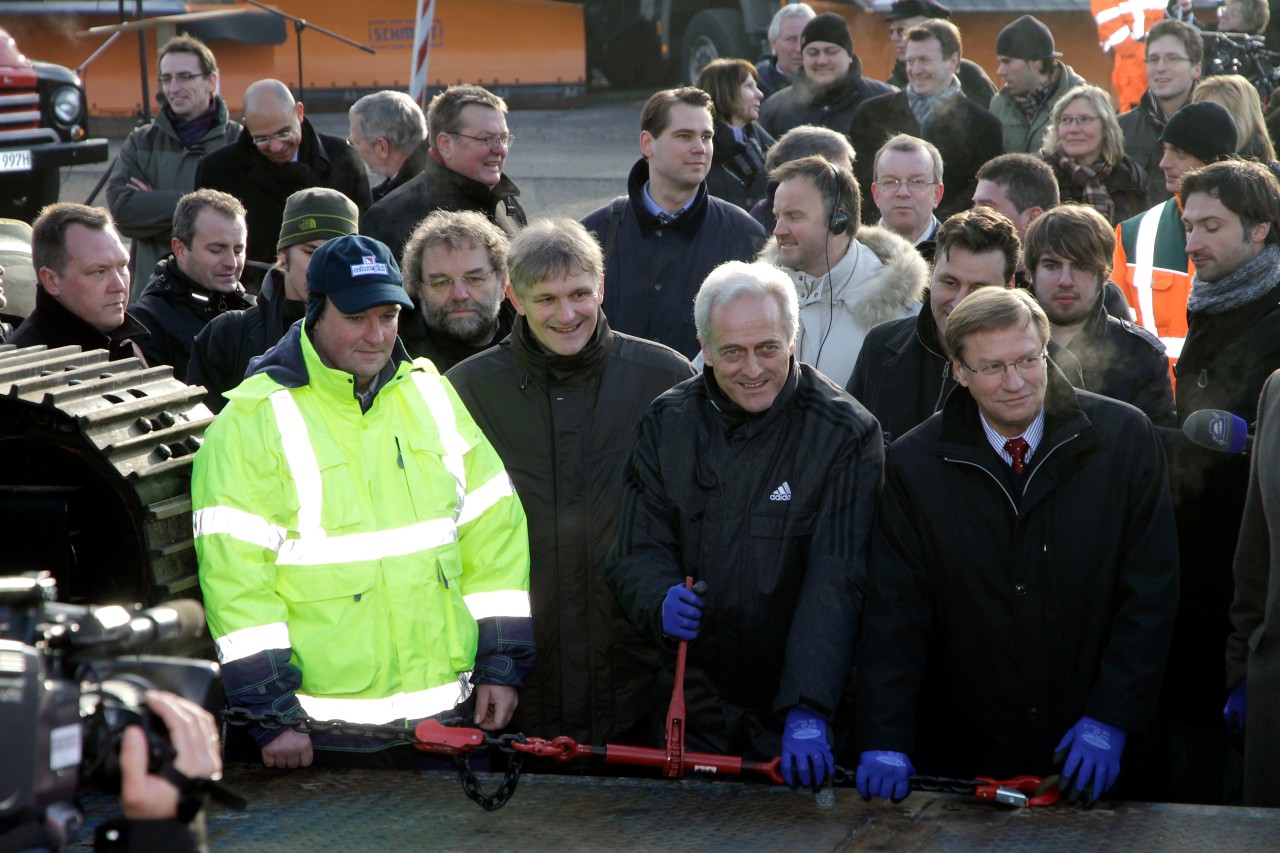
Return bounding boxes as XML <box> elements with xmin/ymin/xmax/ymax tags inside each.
<box><xmin>1182</xmin><ymin>409</ymin><xmax>1252</xmax><ymax>455</ymax></box>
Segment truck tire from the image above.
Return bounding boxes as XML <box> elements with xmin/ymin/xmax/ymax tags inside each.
<box><xmin>0</xmin><ymin>167</ymin><xmax>59</xmax><ymax>223</ymax></box>
<box><xmin>680</xmin><ymin>9</ymin><xmax>752</xmax><ymax>85</ymax></box>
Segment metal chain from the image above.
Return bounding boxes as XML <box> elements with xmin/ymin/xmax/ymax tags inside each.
<box><xmin>219</xmin><ymin>708</ymin><xmax>529</xmax><ymax>810</ymax></box>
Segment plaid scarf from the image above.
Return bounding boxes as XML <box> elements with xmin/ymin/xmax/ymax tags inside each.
<box><xmin>907</xmin><ymin>75</ymin><xmax>961</xmax><ymax>133</ymax></box>
<box><xmin>1009</xmin><ymin>63</ymin><xmax>1061</xmax><ymax>125</ymax></box>
<box><xmin>1055</xmin><ymin>148</ymin><xmax>1115</xmax><ymax>223</ymax></box>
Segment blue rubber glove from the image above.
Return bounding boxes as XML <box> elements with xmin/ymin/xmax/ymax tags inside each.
<box><xmin>1054</xmin><ymin>716</ymin><xmax>1127</xmax><ymax>806</ymax></box>
<box><xmin>1224</xmin><ymin>681</ymin><xmax>1247</xmax><ymax>735</ymax></box>
<box><xmin>855</xmin><ymin>750</ymin><xmax>915</xmax><ymax>803</ymax></box>
<box><xmin>660</xmin><ymin>583</ymin><xmax>704</xmax><ymax>640</ymax></box>
<box><xmin>780</xmin><ymin>707</ymin><xmax>834</xmax><ymax>790</ymax></box>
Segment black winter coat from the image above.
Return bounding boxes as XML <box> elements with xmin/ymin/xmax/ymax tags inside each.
<box><xmin>759</xmin><ymin>61</ymin><xmax>895</xmax><ymax>140</ymax></box>
<box><xmin>186</xmin><ymin>267</ymin><xmax>302</xmax><ymax>412</ymax></box>
<box><xmin>887</xmin><ymin>58</ymin><xmax>997</xmax><ymax>109</ymax></box>
<box><xmin>129</xmin><ymin>256</ymin><xmax>255</xmax><ymax>383</ymax></box>
<box><xmin>1065</xmin><ymin>297</ymin><xmax>1174</xmax><ymax>426</ymax></box>
<box><xmin>1163</xmin><ymin>278</ymin><xmax>1280</xmax><ymax>726</ymax></box>
<box><xmin>9</xmin><ymin>286</ymin><xmax>150</xmax><ymax>362</ymax></box>
<box><xmin>371</xmin><ymin>142</ymin><xmax>431</xmax><ymax>203</ymax></box>
<box><xmin>362</xmin><ymin>150</ymin><xmax>527</xmax><ymax>262</ymax></box>
<box><xmin>193</xmin><ymin>117</ymin><xmax>371</xmax><ymax>289</ymax></box>
<box><xmin>607</xmin><ymin>361</ymin><xmax>883</xmax><ymax>759</ymax></box>
<box><xmin>847</xmin><ymin>296</ymin><xmax>1086</xmax><ymax>446</ymax></box>
<box><xmin>581</xmin><ymin>159</ymin><xmax>765</xmax><ymax>358</ymax></box>
<box><xmin>856</xmin><ymin>365</ymin><xmax>1179</xmax><ymax>779</ymax></box>
<box><xmin>849</xmin><ymin>89</ymin><xmax>1002</xmax><ymax>224</ymax></box>
<box><xmin>447</xmin><ymin>314</ymin><xmax>694</xmax><ymax>744</ymax></box>
<box><xmin>754</xmin><ymin>56</ymin><xmax>790</xmax><ymax>99</ymax></box>
<box><xmin>1042</xmin><ymin>152</ymin><xmax>1150</xmax><ymax>227</ymax></box>
<box><xmin>706</xmin><ymin>121</ymin><xmax>774</xmax><ymax>211</ymax></box>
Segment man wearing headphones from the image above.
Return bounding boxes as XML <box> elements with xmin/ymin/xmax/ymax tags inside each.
<box><xmin>769</xmin><ymin>156</ymin><xmax>929</xmax><ymax>388</ymax></box>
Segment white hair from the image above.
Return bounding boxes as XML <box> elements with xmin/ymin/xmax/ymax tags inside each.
<box><xmin>769</xmin><ymin>2</ymin><xmax>817</xmax><ymax>42</ymax></box>
<box><xmin>694</xmin><ymin>261</ymin><xmax>799</xmax><ymax>347</ymax></box>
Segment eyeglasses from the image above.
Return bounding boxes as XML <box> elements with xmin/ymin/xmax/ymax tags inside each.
<box><xmin>250</xmin><ymin>128</ymin><xmax>298</xmax><ymax>147</ymax></box>
<box><xmin>423</xmin><ymin>270</ymin><xmax>496</xmax><ymax>291</ymax></box>
<box><xmin>158</xmin><ymin>72</ymin><xmax>208</xmax><ymax>86</ymax></box>
<box><xmin>959</xmin><ymin>351</ymin><xmax>1048</xmax><ymax>378</ymax></box>
<box><xmin>1058</xmin><ymin>115</ymin><xmax>1099</xmax><ymax>127</ymax></box>
<box><xmin>876</xmin><ymin>177</ymin><xmax>937</xmax><ymax>194</ymax></box>
<box><xmin>1144</xmin><ymin>54</ymin><xmax>1193</xmax><ymax>67</ymax></box>
<box><xmin>451</xmin><ymin>132</ymin><xmax>515</xmax><ymax>150</ymax></box>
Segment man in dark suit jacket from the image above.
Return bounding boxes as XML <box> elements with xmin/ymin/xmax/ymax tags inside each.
<box><xmin>850</xmin><ymin>19</ymin><xmax>1001</xmax><ymax>223</ymax></box>
<box><xmin>194</xmin><ymin>79</ymin><xmax>371</xmax><ymax>289</ymax></box>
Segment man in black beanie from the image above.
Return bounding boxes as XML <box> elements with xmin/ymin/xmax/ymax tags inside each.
<box><xmin>759</xmin><ymin>12</ymin><xmax>893</xmax><ymax>139</ymax></box>
<box><xmin>1113</xmin><ymin>100</ymin><xmax>1239</xmax><ymax>371</ymax></box>
<box><xmin>987</xmin><ymin>14</ymin><xmax>1087</xmax><ymax>154</ymax></box>
<box><xmin>882</xmin><ymin>0</ymin><xmax>995</xmax><ymax>108</ymax></box>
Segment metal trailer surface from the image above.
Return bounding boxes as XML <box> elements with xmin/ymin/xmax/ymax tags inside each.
<box><xmin>72</xmin><ymin>763</ymin><xmax>1280</xmax><ymax>851</ymax></box>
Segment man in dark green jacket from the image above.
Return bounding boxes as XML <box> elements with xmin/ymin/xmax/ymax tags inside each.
<box><xmin>106</xmin><ymin>35</ymin><xmax>239</xmax><ymax>295</ymax></box>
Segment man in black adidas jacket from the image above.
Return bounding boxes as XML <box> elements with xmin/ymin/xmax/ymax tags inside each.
<box><xmin>607</xmin><ymin>260</ymin><xmax>883</xmax><ymax>789</ymax></box>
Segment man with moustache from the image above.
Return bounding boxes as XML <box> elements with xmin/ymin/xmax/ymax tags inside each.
<box><xmin>582</xmin><ymin>87</ymin><xmax>765</xmax><ymax>357</ymax></box>
<box><xmin>130</xmin><ymin>189</ymin><xmax>254</xmax><ymax>382</ymax></box>
<box><xmin>1026</xmin><ymin>204</ymin><xmax>1174</xmax><ymax>425</ymax></box>
<box><xmin>10</xmin><ymin>204</ymin><xmax>149</xmax><ymax>361</ymax></box>
<box><xmin>398</xmin><ymin>210</ymin><xmax>515</xmax><ymax>372</ymax></box>
<box><xmin>608</xmin><ymin>260</ymin><xmax>882</xmax><ymax>790</ymax></box>
<box><xmin>447</xmin><ymin>219</ymin><xmax>693</xmax><ymax>747</ymax></box>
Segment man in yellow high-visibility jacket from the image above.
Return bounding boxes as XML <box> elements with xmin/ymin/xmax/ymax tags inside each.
<box><xmin>193</xmin><ymin>233</ymin><xmax>533</xmax><ymax>769</ymax></box>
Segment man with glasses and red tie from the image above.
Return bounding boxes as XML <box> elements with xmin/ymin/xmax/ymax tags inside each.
<box><xmin>363</xmin><ymin>85</ymin><xmax>527</xmax><ymax>268</ymax></box>
<box><xmin>854</xmin><ymin>286</ymin><xmax>1178</xmax><ymax>807</ymax></box>
<box><xmin>195</xmin><ymin>79</ymin><xmax>371</xmax><ymax>290</ymax></box>
<box><xmin>107</xmin><ymin>35</ymin><xmax>240</xmax><ymax>296</ymax></box>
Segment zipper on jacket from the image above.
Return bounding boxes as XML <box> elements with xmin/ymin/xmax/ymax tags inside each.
<box><xmin>395</xmin><ymin>436</ymin><xmax>405</xmax><ymax>469</ymax></box>
<box><xmin>438</xmin><ymin>560</ymin><xmax>449</xmax><ymax>589</ymax></box>
<box><xmin>943</xmin><ymin>431</ymin><xmax>1081</xmax><ymax>516</ymax></box>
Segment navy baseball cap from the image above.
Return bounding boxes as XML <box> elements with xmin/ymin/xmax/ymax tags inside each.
<box><xmin>305</xmin><ymin>234</ymin><xmax>413</xmax><ymax>315</ymax></box>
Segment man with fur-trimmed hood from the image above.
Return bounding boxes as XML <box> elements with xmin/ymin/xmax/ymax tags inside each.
<box><xmin>759</xmin><ymin>13</ymin><xmax>894</xmax><ymax>141</ymax></box>
<box><xmin>766</xmin><ymin>156</ymin><xmax>928</xmax><ymax>388</ymax></box>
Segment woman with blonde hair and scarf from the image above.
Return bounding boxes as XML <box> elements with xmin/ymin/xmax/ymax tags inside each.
<box><xmin>1039</xmin><ymin>84</ymin><xmax>1148</xmax><ymax>225</ymax></box>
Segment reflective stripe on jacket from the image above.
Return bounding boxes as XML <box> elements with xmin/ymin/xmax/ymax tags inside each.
<box><xmin>1114</xmin><ymin>198</ymin><xmax>1191</xmax><ymax>362</ymax></box>
<box><xmin>193</xmin><ymin>326</ymin><xmax>532</xmax><ymax>726</ymax></box>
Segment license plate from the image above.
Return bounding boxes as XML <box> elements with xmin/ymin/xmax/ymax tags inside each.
<box><xmin>0</xmin><ymin>150</ymin><xmax>32</xmax><ymax>173</ymax></box>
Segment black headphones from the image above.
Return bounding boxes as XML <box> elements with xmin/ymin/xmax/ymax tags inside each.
<box><xmin>828</xmin><ymin>164</ymin><xmax>850</xmax><ymax>235</ymax></box>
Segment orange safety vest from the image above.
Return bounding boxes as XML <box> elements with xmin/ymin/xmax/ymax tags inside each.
<box><xmin>1093</xmin><ymin>0</ymin><xmax>1170</xmax><ymax>110</ymax></box>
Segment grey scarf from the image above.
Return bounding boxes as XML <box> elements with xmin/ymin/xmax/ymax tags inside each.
<box><xmin>907</xmin><ymin>75</ymin><xmax>960</xmax><ymax>132</ymax></box>
<box><xmin>1188</xmin><ymin>244</ymin><xmax>1280</xmax><ymax>315</ymax></box>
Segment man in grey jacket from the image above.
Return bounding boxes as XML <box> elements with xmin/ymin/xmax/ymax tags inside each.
<box><xmin>106</xmin><ymin>35</ymin><xmax>239</xmax><ymax>296</ymax></box>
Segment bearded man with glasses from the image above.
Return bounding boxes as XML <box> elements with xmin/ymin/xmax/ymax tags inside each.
<box><xmin>107</xmin><ymin>35</ymin><xmax>240</xmax><ymax>295</ymax></box>
<box><xmin>396</xmin><ymin>209</ymin><xmax>517</xmax><ymax>372</ymax></box>
<box><xmin>855</xmin><ymin>285</ymin><xmax>1178</xmax><ymax>807</ymax></box>
<box><xmin>195</xmin><ymin>79</ymin><xmax>372</xmax><ymax>291</ymax></box>
<box><xmin>364</xmin><ymin>85</ymin><xmax>527</xmax><ymax>268</ymax></box>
